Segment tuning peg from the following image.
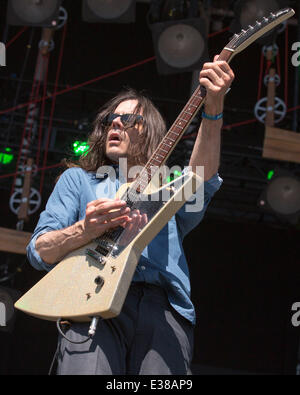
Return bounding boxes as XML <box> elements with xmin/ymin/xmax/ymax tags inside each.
<box><xmin>248</xmin><ymin>25</ymin><xmax>254</xmax><ymax>30</ymax></box>
<box><xmin>256</xmin><ymin>21</ymin><xmax>262</xmax><ymax>26</ymax></box>
<box><xmin>270</xmin><ymin>12</ymin><xmax>276</xmax><ymax>19</ymax></box>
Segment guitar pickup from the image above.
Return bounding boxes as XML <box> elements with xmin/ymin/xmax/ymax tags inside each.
<box><xmin>95</xmin><ymin>243</ymin><xmax>110</xmax><ymax>257</ymax></box>
<box><xmin>85</xmin><ymin>248</ymin><xmax>106</xmax><ymax>266</ymax></box>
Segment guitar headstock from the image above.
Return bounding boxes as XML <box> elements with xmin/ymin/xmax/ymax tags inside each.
<box><xmin>227</xmin><ymin>8</ymin><xmax>295</xmax><ymax>55</ymax></box>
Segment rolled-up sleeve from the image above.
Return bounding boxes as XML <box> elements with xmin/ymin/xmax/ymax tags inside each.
<box><xmin>175</xmin><ymin>173</ymin><xmax>222</xmax><ymax>238</ymax></box>
<box><xmin>27</xmin><ymin>168</ymin><xmax>81</xmax><ymax>271</ymax></box>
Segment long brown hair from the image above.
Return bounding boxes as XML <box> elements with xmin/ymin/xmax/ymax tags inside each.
<box><xmin>66</xmin><ymin>88</ymin><xmax>167</xmax><ymax>172</ymax></box>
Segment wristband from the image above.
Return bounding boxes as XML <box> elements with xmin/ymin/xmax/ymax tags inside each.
<box><xmin>202</xmin><ymin>111</ymin><xmax>223</xmax><ymax>121</ymax></box>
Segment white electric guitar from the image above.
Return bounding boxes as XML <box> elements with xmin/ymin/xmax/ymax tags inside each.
<box><xmin>15</xmin><ymin>8</ymin><xmax>295</xmax><ymax>323</ymax></box>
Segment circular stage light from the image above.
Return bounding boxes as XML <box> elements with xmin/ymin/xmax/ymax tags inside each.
<box><xmin>266</xmin><ymin>176</ymin><xmax>300</xmax><ymax>215</ymax></box>
<box><xmin>86</xmin><ymin>0</ymin><xmax>133</xmax><ymax>20</ymax></box>
<box><xmin>158</xmin><ymin>23</ymin><xmax>205</xmax><ymax>69</ymax></box>
<box><xmin>10</xmin><ymin>0</ymin><xmax>60</xmax><ymax>24</ymax></box>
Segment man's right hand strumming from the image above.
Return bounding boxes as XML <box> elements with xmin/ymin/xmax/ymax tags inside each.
<box><xmin>35</xmin><ymin>198</ymin><xmax>132</xmax><ymax>265</ymax></box>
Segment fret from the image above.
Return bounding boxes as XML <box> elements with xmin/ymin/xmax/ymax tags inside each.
<box><xmin>178</xmin><ymin>117</ymin><xmax>188</xmax><ymax>122</ymax></box>
<box><xmin>191</xmin><ymin>92</ymin><xmax>202</xmax><ymax>100</ymax></box>
<box><xmin>168</xmin><ymin>130</ymin><xmax>180</xmax><ymax>138</ymax></box>
<box><xmin>149</xmin><ymin>158</ymin><xmax>161</xmax><ymax>165</ymax></box>
<box><xmin>173</xmin><ymin>124</ymin><xmax>184</xmax><ymax>130</ymax></box>
<box><xmin>164</xmin><ymin>139</ymin><xmax>174</xmax><ymax>147</ymax></box>
<box><xmin>162</xmin><ymin>142</ymin><xmax>171</xmax><ymax>149</ymax></box>
<box><xmin>195</xmin><ymin>94</ymin><xmax>203</xmax><ymax>105</ymax></box>
<box><xmin>191</xmin><ymin>96</ymin><xmax>202</xmax><ymax>104</ymax></box>
<box><xmin>158</xmin><ymin>146</ymin><xmax>169</xmax><ymax>154</ymax></box>
<box><xmin>183</xmin><ymin>110</ymin><xmax>193</xmax><ymax>116</ymax></box>
<box><xmin>189</xmin><ymin>101</ymin><xmax>200</xmax><ymax>110</ymax></box>
<box><xmin>165</xmin><ymin>135</ymin><xmax>175</xmax><ymax>141</ymax></box>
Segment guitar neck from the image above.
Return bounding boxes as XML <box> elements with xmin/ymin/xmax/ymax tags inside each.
<box><xmin>130</xmin><ymin>48</ymin><xmax>235</xmax><ymax>194</ymax></box>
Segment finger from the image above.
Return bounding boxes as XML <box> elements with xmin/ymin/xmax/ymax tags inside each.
<box><xmin>98</xmin><ymin>216</ymin><xmax>131</xmax><ymax>233</ymax></box>
<box><xmin>124</xmin><ymin>212</ymin><xmax>140</xmax><ymax>237</ymax></box>
<box><xmin>214</xmin><ymin>61</ymin><xmax>235</xmax><ymax>83</ymax></box>
<box><xmin>141</xmin><ymin>213</ymin><xmax>148</xmax><ymax>228</ymax></box>
<box><xmin>92</xmin><ymin>212</ymin><xmax>131</xmax><ymax>225</ymax></box>
<box><xmin>85</xmin><ymin>204</ymin><xmax>97</xmax><ymax>218</ymax></box>
<box><xmin>216</xmin><ymin>60</ymin><xmax>233</xmax><ymax>75</ymax></box>
<box><xmin>93</xmin><ymin>199</ymin><xmax>127</xmax><ymax>215</ymax></box>
<box><xmin>202</xmin><ymin>62</ymin><xmax>230</xmax><ymax>81</ymax></box>
<box><xmin>200</xmin><ymin>69</ymin><xmax>226</xmax><ymax>89</ymax></box>
<box><xmin>86</xmin><ymin>201</ymin><xmax>127</xmax><ymax>219</ymax></box>
<box><xmin>118</xmin><ymin>222</ymin><xmax>134</xmax><ymax>245</ymax></box>
<box><xmin>100</xmin><ymin>206</ymin><xmax>131</xmax><ymax>222</ymax></box>
<box><xmin>86</xmin><ymin>198</ymin><xmax>113</xmax><ymax>208</ymax></box>
<box><xmin>135</xmin><ymin>213</ymin><xmax>148</xmax><ymax>234</ymax></box>
<box><xmin>199</xmin><ymin>77</ymin><xmax>217</xmax><ymax>92</ymax></box>
<box><xmin>203</xmin><ymin>60</ymin><xmax>233</xmax><ymax>80</ymax></box>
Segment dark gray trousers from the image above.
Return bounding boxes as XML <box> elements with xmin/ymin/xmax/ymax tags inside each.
<box><xmin>57</xmin><ymin>283</ymin><xmax>194</xmax><ymax>375</ymax></box>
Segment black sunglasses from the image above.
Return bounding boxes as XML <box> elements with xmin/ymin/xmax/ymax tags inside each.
<box><xmin>102</xmin><ymin>113</ymin><xmax>144</xmax><ymax>127</ymax></box>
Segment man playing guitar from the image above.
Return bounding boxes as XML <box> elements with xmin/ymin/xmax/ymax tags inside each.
<box><xmin>27</xmin><ymin>57</ymin><xmax>234</xmax><ymax>374</ymax></box>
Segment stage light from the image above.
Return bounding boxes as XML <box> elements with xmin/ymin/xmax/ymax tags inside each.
<box><xmin>259</xmin><ymin>172</ymin><xmax>300</xmax><ymax>223</ymax></box>
<box><xmin>267</xmin><ymin>170</ymin><xmax>275</xmax><ymax>180</ymax></box>
<box><xmin>0</xmin><ymin>286</ymin><xmax>21</xmax><ymax>333</ymax></box>
<box><xmin>73</xmin><ymin>141</ymin><xmax>89</xmax><ymax>156</ymax></box>
<box><xmin>6</xmin><ymin>0</ymin><xmax>62</xmax><ymax>27</ymax></box>
<box><xmin>82</xmin><ymin>0</ymin><xmax>136</xmax><ymax>23</ymax></box>
<box><xmin>166</xmin><ymin>170</ymin><xmax>182</xmax><ymax>183</ymax></box>
<box><xmin>149</xmin><ymin>16</ymin><xmax>208</xmax><ymax>75</ymax></box>
<box><xmin>230</xmin><ymin>0</ymin><xmax>288</xmax><ymax>45</ymax></box>
<box><xmin>148</xmin><ymin>0</ymin><xmax>208</xmax><ymax>75</ymax></box>
<box><xmin>0</xmin><ymin>148</ymin><xmax>14</xmax><ymax>165</ymax></box>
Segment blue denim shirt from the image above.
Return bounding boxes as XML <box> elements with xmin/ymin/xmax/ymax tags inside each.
<box><xmin>27</xmin><ymin>167</ymin><xmax>222</xmax><ymax>325</ymax></box>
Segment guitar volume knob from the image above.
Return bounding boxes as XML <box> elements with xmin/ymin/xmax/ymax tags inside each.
<box><xmin>94</xmin><ymin>275</ymin><xmax>104</xmax><ymax>288</ymax></box>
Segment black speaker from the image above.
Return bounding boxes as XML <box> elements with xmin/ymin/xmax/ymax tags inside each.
<box><xmin>149</xmin><ymin>17</ymin><xmax>208</xmax><ymax>75</ymax></box>
<box><xmin>82</xmin><ymin>0</ymin><xmax>136</xmax><ymax>23</ymax></box>
<box><xmin>6</xmin><ymin>0</ymin><xmax>62</xmax><ymax>27</ymax></box>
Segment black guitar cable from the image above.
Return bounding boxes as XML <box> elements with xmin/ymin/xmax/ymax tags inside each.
<box><xmin>48</xmin><ymin>317</ymin><xmax>101</xmax><ymax>375</ymax></box>
<box><xmin>56</xmin><ymin>317</ymin><xmax>100</xmax><ymax>344</ymax></box>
